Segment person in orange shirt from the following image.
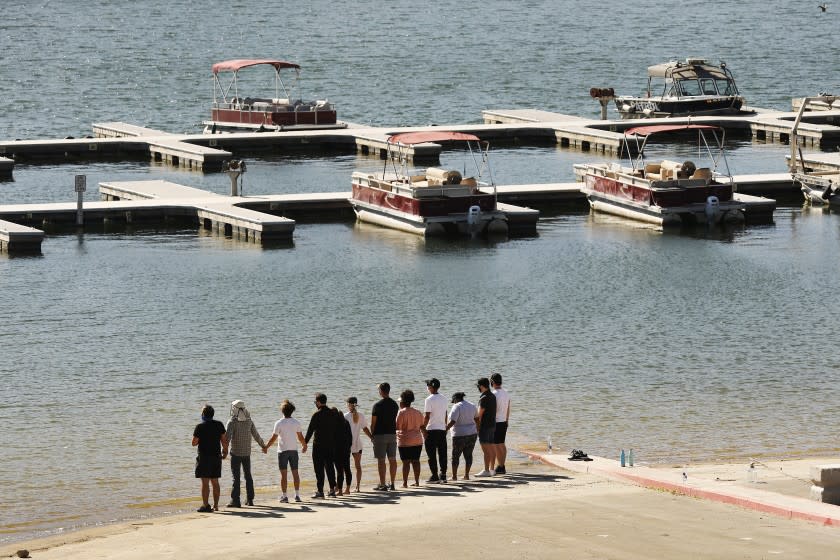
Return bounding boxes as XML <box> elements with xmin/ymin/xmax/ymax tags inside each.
<box><xmin>396</xmin><ymin>389</ymin><xmax>425</xmax><ymax>487</ymax></box>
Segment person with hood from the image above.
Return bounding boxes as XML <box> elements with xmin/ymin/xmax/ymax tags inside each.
<box><xmin>225</xmin><ymin>400</ymin><xmax>266</xmax><ymax>507</ymax></box>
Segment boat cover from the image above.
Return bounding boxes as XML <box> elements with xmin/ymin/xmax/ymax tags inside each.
<box><xmin>647</xmin><ymin>61</ymin><xmax>729</xmax><ymax>80</ymax></box>
<box><xmin>625</xmin><ymin>124</ymin><xmax>721</xmax><ymax>137</ymax></box>
<box><xmin>212</xmin><ymin>59</ymin><xmax>301</xmax><ymax>74</ymax></box>
<box><xmin>388</xmin><ymin>131</ymin><xmax>481</xmax><ymax>145</ymax></box>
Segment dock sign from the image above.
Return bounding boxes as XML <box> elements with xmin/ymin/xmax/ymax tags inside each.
<box><xmin>75</xmin><ymin>175</ymin><xmax>87</xmax><ymax>193</ymax></box>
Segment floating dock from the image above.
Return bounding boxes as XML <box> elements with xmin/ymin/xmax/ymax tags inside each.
<box><xmin>0</xmin><ymin>172</ymin><xmax>786</xmax><ymax>254</ymax></box>
<box><xmin>4</xmin><ymin>102</ymin><xmax>839</xmax><ymax>175</ymax></box>
<box><xmin>0</xmin><ymin>219</ymin><xmax>44</xmax><ymax>254</ymax></box>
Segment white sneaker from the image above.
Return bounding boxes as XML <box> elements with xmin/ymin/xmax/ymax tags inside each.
<box><xmin>475</xmin><ymin>469</ymin><xmax>491</xmax><ymax>477</ymax></box>
<box><xmin>490</xmin><ymin>470</ymin><xmax>496</xmax><ymax>476</ymax></box>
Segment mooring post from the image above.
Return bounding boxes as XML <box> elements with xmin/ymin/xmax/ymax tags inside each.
<box><xmin>224</xmin><ymin>160</ymin><xmax>246</xmax><ymax>196</ymax></box>
<box><xmin>74</xmin><ymin>174</ymin><xmax>86</xmax><ymax>226</ymax></box>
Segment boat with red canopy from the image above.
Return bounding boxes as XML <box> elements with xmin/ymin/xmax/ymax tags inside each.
<box><xmin>205</xmin><ymin>59</ymin><xmax>341</xmax><ymax>132</ymax></box>
<box><xmin>577</xmin><ymin>124</ymin><xmax>745</xmax><ymax>226</ymax></box>
<box><xmin>350</xmin><ymin>131</ymin><xmax>509</xmax><ymax>237</ymax></box>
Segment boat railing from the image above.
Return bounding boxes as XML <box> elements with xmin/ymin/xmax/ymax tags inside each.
<box><xmin>212</xmin><ymin>100</ymin><xmax>335</xmax><ymax>113</ymax></box>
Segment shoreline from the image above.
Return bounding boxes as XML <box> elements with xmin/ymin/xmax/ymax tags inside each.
<box><xmin>4</xmin><ymin>454</ymin><xmax>840</xmax><ymax>559</ymax></box>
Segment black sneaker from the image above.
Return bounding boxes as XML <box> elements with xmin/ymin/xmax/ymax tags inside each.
<box><xmin>197</xmin><ymin>505</ymin><xmax>212</xmax><ymax>513</ymax></box>
<box><xmin>226</xmin><ymin>501</ymin><xmax>241</xmax><ymax>508</ymax></box>
<box><xmin>246</xmin><ymin>500</ymin><xmax>254</xmax><ymax>506</ymax></box>
<box><xmin>495</xmin><ymin>465</ymin><xmax>506</xmax><ymax>475</ymax></box>
<box><xmin>440</xmin><ymin>475</ymin><xmax>448</xmax><ymax>483</ymax></box>
<box><xmin>327</xmin><ymin>491</ymin><xmax>336</xmax><ymax>498</ymax></box>
<box><xmin>388</xmin><ymin>484</ymin><xmax>396</xmax><ymax>491</ymax></box>
<box><xmin>311</xmin><ymin>492</ymin><xmax>325</xmax><ymax>499</ymax></box>
<box><xmin>426</xmin><ymin>475</ymin><xmax>440</xmax><ymax>483</ymax></box>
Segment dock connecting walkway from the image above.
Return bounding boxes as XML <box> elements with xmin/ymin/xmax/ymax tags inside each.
<box><xmin>3</xmin><ymin>103</ymin><xmax>840</xmax><ymax>176</ymax></box>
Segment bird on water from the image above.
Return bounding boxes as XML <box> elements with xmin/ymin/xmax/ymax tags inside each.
<box><xmin>819</xmin><ymin>3</ymin><xmax>827</xmax><ymax>11</ymax></box>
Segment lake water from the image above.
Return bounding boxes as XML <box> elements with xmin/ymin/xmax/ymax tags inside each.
<box><xmin>2</xmin><ymin>0</ymin><xmax>840</xmax><ymax>544</ymax></box>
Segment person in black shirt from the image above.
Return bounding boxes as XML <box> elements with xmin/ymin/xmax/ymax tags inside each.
<box><xmin>368</xmin><ymin>382</ymin><xmax>399</xmax><ymax>491</ymax></box>
<box><xmin>305</xmin><ymin>393</ymin><xmax>338</xmax><ymax>498</ymax></box>
<box><xmin>333</xmin><ymin>407</ymin><xmax>353</xmax><ymax>495</ymax></box>
<box><xmin>474</xmin><ymin>378</ymin><xmax>497</xmax><ymax>477</ymax></box>
<box><xmin>192</xmin><ymin>404</ymin><xmax>229</xmax><ymax>512</ymax></box>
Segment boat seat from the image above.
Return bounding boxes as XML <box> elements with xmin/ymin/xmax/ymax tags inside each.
<box><xmin>644</xmin><ymin>163</ymin><xmax>661</xmax><ymax>179</ymax></box>
<box><xmin>691</xmin><ymin>167</ymin><xmax>712</xmax><ymax>180</ymax></box>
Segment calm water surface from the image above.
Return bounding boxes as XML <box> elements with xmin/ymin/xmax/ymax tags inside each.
<box><xmin>2</xmin><ymin>0</ymin><xmax>840</xmax><ymax>543</ymax></box>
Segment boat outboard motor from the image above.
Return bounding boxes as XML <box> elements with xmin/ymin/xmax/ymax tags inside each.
<box><xmin>467</xmin><ymin>205</ymin><xmax>481</xmax><ymax>226</ymax></box>
<box><xmin>467</xmin><ymin>205</ymin><xmax>482</xmax><ymax>235</ymax></box>
<box><xmin>705</xmin><ymin>196</ymin><xmax>721</xmax><ymax>223</ymax></box>
<box><xmin>822</xmin><ymin>180</ymin><xmax>835</xmax><ymax>201</ymax></box>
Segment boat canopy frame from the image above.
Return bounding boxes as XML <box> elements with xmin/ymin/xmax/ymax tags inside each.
<box><xmin>382</xmin><ymin>131</ymin><xmax>497</xmax><ymax>198</ymax></box>
<box><xmin>212</xmin><ymin>59</ymin><xmax>303</xmax><ymax>107</ymax></box>
<box><xmin>621</xmin><ymin>124</ymin><xmax>733</xmax><ymax>180</ymax></box>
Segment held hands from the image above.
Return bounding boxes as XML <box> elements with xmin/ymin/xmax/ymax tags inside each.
<box><xmin>261</xmin><ymin>445</ymin><xmax>268</xmax><ymax>454</ymax></box>
<box><xmin>302</xmin><ymin>442</ymin><xmax>308</xmax><ymax>453</ymax></box>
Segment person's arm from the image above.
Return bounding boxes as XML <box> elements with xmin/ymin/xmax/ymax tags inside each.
<box><xmin>192</xmin><ymin>436</ymin><xmax>199</xmax><ymax>446</ymax></box>
<box><xmin>446</xmin><ymin>406</ymin><xmax>457</xmax><ymax>431</ymax></box>
<box><xmin>250</xmin><ymin>422</ymin><xmax>266</xmax><ymax>449</ymax></box>
<box><xmin>297</xmin><ymin>430</ymin><xmax>308</xmax><ymax>453</ymax></box>
<box><xmin>475</xmin><ymin>405</ymin><xmax>484</xmax><ymax>428</ymax></box>
<box><xmin>368</xmin><ymin>415</ymin><xmax>377</xmax><ymax>439</ymax></box>
<box><xmin>264</xmin><ymin>433</ymin><xmax>278</xmax><ymax>451</ymax></box>
<box><xmin>422</xmin><ymin>411</ymin><xmax>431</xmax><ymax>432</ymax></box>
<box><xmin>506</xmin><ymin>401</ymin><xmax>511</xmax><ymax>423</ymax></box>
<box><xmin>221</xmin><ymin>432</ymin><xmax>229</xmax><ymax>459</ymax></box>
<box><xmin>304</xmin><ymin>415</ymin><xmax>316</xmax><ymax>444</ymax></box>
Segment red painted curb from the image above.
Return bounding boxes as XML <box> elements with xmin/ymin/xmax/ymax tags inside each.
<box><xmin>523</xmin><ymin>451</ymin><xmax>840</xmax><ymax>528</ymax></box>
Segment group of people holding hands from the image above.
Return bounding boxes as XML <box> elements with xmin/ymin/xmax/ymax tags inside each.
<box><xmin>191</xmin><ymin>373</ymin><xmax>510</xmax><ymax>512</ymax></box>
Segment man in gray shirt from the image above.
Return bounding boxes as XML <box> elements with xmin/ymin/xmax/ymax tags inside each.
<box><xmin>225</xmin><ymin>400</ymin><xmax>266</xmax><ymax>507</ymax></box>
<box><xmin>446</xmin><ymin>392</ymin><xmax>478</xmax><ymax>481</ymax></box>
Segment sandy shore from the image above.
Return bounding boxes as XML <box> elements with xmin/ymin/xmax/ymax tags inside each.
<box><xmin>4</xmin><ymin>455</ymin><xmax>840</xmax><ymax>560</ymax></box>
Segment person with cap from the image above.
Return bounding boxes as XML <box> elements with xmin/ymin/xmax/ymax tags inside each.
<box><xmin>474</xmin><ymin>377</ymin><xmax>497</xmax><ymax>477</ymax></box>
<box><xmin>422</xmin><ymin>377</ymin><xmax>448</xmax><ymax>483</ymax></box>
<box><xmin>224</xmin><ymin>400</ymin><xmax>266</xmax><ymax>507</ymax></box>
<box><xmin>490</xmin><ymin>372</ymin><xmax>511</xmax><ymax>475</ymax></box>
<box><xmin>263</xmin><ymin>399</ymin><xmax>307</xmax><ymax>503</ymax></box>
<box><xmin>304</xmin><ymin>393</ymin><xmax>339</xmax><ymax>498</ymax></box>
<box><xmin>446</xmin><ymin>392</ymin><xmax>478</xmax><ymax>481</ymax></box>
<box><xmin>345</xmin><ymin>397</ymin><xmax>372</xmax><ymax>493</ymax></box>
<box><xmin>192</xmin><ymin>404</ymin><xmax>228</xmax><ymax>512</ymax></box>
<box><xmin>368</xmin><ymin>382</ymin><xmax>399</xmax><ymax>491</ymax></box>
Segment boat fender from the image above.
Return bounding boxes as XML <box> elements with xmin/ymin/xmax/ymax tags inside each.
<box><xmin>467</xmin><ymin>205</ymin><xmax>481</xmax><ymax>226</ymax></box>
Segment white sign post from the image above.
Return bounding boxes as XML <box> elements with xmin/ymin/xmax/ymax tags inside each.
<box><xmin>75</xmin><ymin>175</ymin><xmax>86</xmax><ymax>226</ymax></box>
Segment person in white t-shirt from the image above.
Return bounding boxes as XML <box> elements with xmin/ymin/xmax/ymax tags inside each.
<box><xmin>344</xmin><ymin>396</ymin><xmax>372</xmax><ymax>493</ymax></box>
<box><xmin>263</xmin><ymin>399</ymin><xmax>307</xmax><ymax>503</ymax></box>
<box><xmin>490</xmin><ymin>373</ymin><xmax>511</xmax><ymax>475</ymax></box>
<box><xmin>422</xmin><ymin>377</ymin><xmax>449</xmax><ymax>483</ymax></box>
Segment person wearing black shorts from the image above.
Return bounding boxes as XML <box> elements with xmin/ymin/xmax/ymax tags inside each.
<box><xmin>474</xmin><ymin>378</ymin><xmax>496</xmax><ymax>477</ymax></box>
<box><xmin>192</xmin><ymin>404</ymin><xmax>229</xmax><ymax>512</ymax></box>
<box><xmin>491</xmin><ymin>372</ymin><xmax>511</xmax><ymax>475</ymax></box>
